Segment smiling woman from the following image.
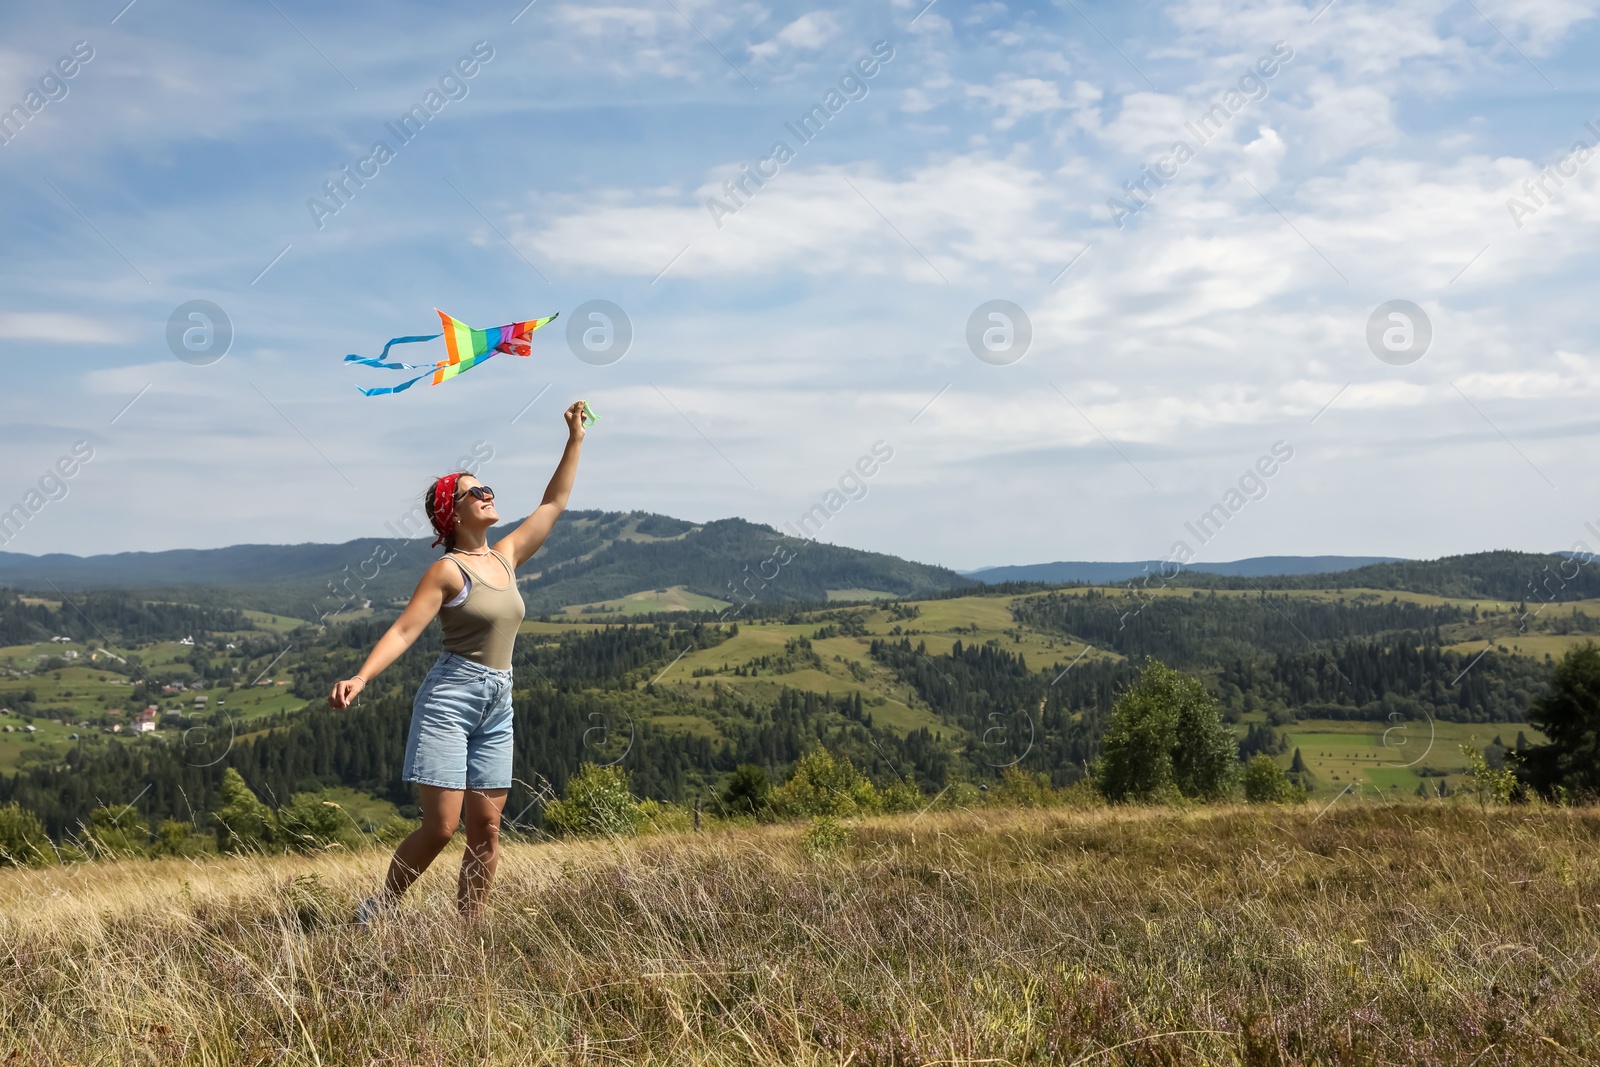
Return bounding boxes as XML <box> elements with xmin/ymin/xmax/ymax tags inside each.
<box><xmin>326</xmin><ymin>400</ymin><xmax>590</xmax><ymax>924</ymax></box>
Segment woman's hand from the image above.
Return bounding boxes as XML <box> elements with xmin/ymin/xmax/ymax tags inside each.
<box><xmin>563</xmin><ymin>400</ymin><xmax>589</xmax><ymax>441</ymax></box>
<box><xmin>328</xmin><ymin>676</ymin><xmax>366</xmax><ymax>710</ymax></box>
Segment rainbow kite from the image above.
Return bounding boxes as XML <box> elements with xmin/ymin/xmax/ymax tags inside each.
<box><xmin>345</xmin><ymin>310</ymin><xmax>559</xmax><ymax>396</ymax></box>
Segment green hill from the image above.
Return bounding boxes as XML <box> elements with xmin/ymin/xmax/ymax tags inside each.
<box><xmin>0</xmin><ymin>511</ymin><xmax>978</xmax><ymax>620</ymax></box>
<box><xmin>1171</xmin><ymin>549</ymin><xmax>1600</xmax><ymax>602</ymax></box>
<box><xmin>520</xmin><ymin>516</ymin><xmax>977</xmax><ymax>614</ymax></box>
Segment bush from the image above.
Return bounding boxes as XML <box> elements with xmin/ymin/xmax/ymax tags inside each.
<box><xmin>932</xmin><ymin>781</ymin><xmax>985</xmax><ymax>810</ymax></box>
<box><xmin>1056</xmin><ymin>778</ymin><xmax>1105</xmax><ymax>808</ymax></box>
<box><xmin>372</xmin><ymin>815</ymin><xmax>419</xmax><ymax>845</ymax></box>
<box><xmin>81</xmin><ymin>804</ymin><xmax>149</xmax><ymax>859</ymax></box>
<box><xmin>800</xmin><ymin>815</ymin><xmax>852</xmax><ymax>859</ymax></box>
<box><xmin>215</xmin><ymin>768</ymin><xmax>277</xmax><ymax>853</ymax></box>
<box><xmin>720</xmin><ymin>764</ymin><xmax>772</xmax><ymax>817</ymax></box>
<box><xmin>149</xmin><ymin>818</ymin><xmax>212</xmax><ymax>858</ymax></box>
<box><xmin>1095</xmin><ymin>659</ymin><xmax>1239</xmax><ymax>803</ymax></box>
<box><xmin>989</xmin><ymin>766</ymin><xmax>1054</xmax><ymax>808</ymax></box>
<box><xmin>1241</xmin><ymin>755</ymin><xmax>1305</xmax><ymax>804</ymax></box>
<box><xmin>769</xmin><ymin>747</ymin><xmax>880</xmax><ymax>819</ymax></box>
<box><xmin>276</xmin><ymin>793</ymin><xmax>362</xmax><ymax>852</ymax></box>
<box><xmin>877</xmin><ymin>777</ymin><xmax>925</xmax><ymax>814</ymax></box>
<box><xmin>544</xmin><ymin>762</ymin><xmax>645</xmax><ymax>836</ymax></box>
<box><xmin>1461</xmin><ymin>739</ymin><xmax>1518</xmax><ymax>807</ymax></box>
<box><xmin>637</xmin><ymin>797</ymin><xmax>694</xmax><ymax>835</ymax></box>
<box><xmin>0</xmin><ymin>802</ymin><xmax>54</xmax><ymax>868</ymax></box>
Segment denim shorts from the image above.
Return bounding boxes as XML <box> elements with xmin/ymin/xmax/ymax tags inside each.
<box><xmin>401</xmin><ymin>651</ymin><xmax>514</xmax><ymax>790</ymax></box>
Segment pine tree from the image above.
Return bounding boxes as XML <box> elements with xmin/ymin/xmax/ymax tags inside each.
<box><xmin>214</xmin><ymin>768</ymin><xmax>275</xmax><ymax>853</ymax></box>
<box><xmin>1520</xmin><ymin>642</ymin><xmax>1600</xmax><ymax>798</ymax></box>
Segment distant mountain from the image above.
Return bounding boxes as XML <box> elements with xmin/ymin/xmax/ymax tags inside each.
<box><xmin>1192</xmin><ymin>550</ymin><xmax>1600</xmax><ymax>603</ymax></box>
<box><xmin>965</xmin><ymin>556</ymin><xmax>1405</xmax><ymax>584</ymax></box>
<box><xmin>0</xmin><ymin>511</ymin><xmax>978</xmax><ymax>619</ymax></box>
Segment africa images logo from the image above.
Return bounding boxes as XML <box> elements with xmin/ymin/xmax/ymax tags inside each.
<box><xmin>1106</xmin><ymin>41</ymin><xmax>1295</xmax><ymax>227</ymax></box>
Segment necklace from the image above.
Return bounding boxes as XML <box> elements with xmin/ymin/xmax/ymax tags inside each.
<box><xmin>452</xmin><ymin>548</ymin><xmax>492</xmax><ymax>556</ymax></box>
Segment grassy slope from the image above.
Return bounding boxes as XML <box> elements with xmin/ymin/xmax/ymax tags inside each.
<box><xmin>4</xmin><ymin>803</ymin><xmax>1597</xmax><ymax>1064</ymax></box>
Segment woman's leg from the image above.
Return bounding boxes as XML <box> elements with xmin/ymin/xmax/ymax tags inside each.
<box><xmin>458</xmin><ymin>787</ymin><xmax>509</xmax><ymax>919</ymax></box>
<box><xmin>383</xmin><ymin>785</ymin><xmax>465</xmax><ymax>899</ymax></box>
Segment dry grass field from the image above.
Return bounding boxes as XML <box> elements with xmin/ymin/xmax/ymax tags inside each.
<box><xmin>4</xmin><ymin>801</ymin><xmax>1598</xmax><ymax>1065</ymax></box>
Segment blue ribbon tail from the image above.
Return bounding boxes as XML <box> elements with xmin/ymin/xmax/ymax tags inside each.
<box><xmin>354</xmin><ymin>371</ymin><xmax>433</xmax><ymax>396</ymax></box>
<box><xmin>375</xmin><ymin>332</ymin><xmax>442</xmax><ymax>359</ymax></box>
<box><xmin>343</xmin><ymin>354</ymin><xmax>438</xmax><ymax>370</ymax></box>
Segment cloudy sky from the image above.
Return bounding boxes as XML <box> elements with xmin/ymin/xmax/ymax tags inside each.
<box><xmin>2</xmin><ymin>0</ymin><xmax>1598</xmax><ymax>571</ymax></box>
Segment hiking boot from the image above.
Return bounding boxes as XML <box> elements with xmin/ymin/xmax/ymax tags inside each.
<box><xmin>355</xmin><ymin>894</ymin><xmax>397</xmax><ymax>930</ymax></box>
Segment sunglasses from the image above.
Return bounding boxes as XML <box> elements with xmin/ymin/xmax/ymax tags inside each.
<box><xmin>455</xmin><ymin>484</ymin><xmax>495</xmax><ymax>502</ymax></box>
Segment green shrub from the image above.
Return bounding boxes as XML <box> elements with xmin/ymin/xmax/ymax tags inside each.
<box><xmin>372</xmin><ymin>815</ymin><xmax>420</xmax><ymax>845</ymax></box>
<box><xmin>149</xmin><ymin>818</ymin><xmax>213</xmax><ymax>857</ymax></box>
<box><xmin>276</xmin><ymin>793</ymin><xmax>362</xmax><ymax>852</ymax></box>
<box><xmin>931</xmin><ymin>781</ymin><xmax>984</xmax><ymax>810</ymax></box>
<box><xmin>1095</xmin><ymin>659</ymin><xmax>1239</xmax><ymax>803</ymax></box>
<box><xmin>81</xmin><ymin>804</ymin><xmax>149</xmax><ymax>859</ymax></box>
<box><xmin>214</xmin><ymin>768</ymin><xmax>277</xmax><ymax>853</ymax></box>
<box><xmin>769</xmin><ymin>747</ymin><xmax>880</xmax><ymax>819</ymax></box>
<box><xmin>1057</xmin><ymin>777</ymin><xmax>1105</xmax><ymax>808</ymax></box>
<box><xmin>1461</xmin><ymin>739</ymin><xmax>1518</xmax><ymax>807</ymax></box>
<box><xmin>800</xmin><ymin>815</ymin><xmax>852</xmax><ymax>859</ymax></box>
<box><xmin>720</xmin><ymin>764</ymin><xmax>772</xmax><ymax>816</ymax></box>
<box><xmin>1241</xmin><ymin>755</ymin><xmax>1305</xmax><ymax>804</ymax></box>
<box><xmin>544</xmin><ymin>762</ymin><xmax>645</xmax><ymax>836</ymax></box>
<box><xmin>637</xmin><ymin>797</ymin><xmax>694</xmax><ymax>835</ymax></box>
<box><xmin>878</xmin><ymin>777</ymin><xmax>926</xmax><ymax>814</ymax></box>
<box><xmin>0</xmin><ymin>802</ymin><xmax>54</xmax><ymax>868</ymax></box>
<box><xmin>989</xmin><ymin>766</ymin><xmax>1053</xmax><ymax>808</ymax></box>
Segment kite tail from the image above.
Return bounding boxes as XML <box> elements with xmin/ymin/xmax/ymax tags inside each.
<box><xmin>353</xmin><ymin>371</ymin><xmax>434</xmax><ymax>396</ymax></box>
<box><xmin>343</xmin><ymin>355</ymin><xmax>439</xmax><ymax>370</ymax></box>
<box><xmin>345</xmin><ymin>332</ymin><xmax>443</xmax><ymax>366</ymax></box>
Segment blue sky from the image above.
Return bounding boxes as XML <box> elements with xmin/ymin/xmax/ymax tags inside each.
<box><xmin>3</xmin><ymin>0</ymin><xmax>1599</xmax><ymax>570</ymax></box>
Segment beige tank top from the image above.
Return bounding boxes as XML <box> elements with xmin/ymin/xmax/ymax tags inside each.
<box><xmin>439</xmin><ymin>548</ymin><xmax>525</xmax><ymax>671</ymax></box>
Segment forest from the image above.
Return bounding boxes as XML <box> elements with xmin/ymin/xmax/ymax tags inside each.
<box><xmin>3</xmin><ymin>546</ymin><xmax>1597</xmax><ymax>845</ymax></box>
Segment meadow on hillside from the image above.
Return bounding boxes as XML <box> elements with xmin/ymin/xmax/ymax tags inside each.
<box><xmin>4</xmin><ymin>802</ymin><xmax>1597</xmax><ymax>1066</ymax></box>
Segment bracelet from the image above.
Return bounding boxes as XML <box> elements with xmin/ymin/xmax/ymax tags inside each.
<box><xmin>352</xmin><ymin>675</ymin><xmax>367</xmax><ymax>685</ymax></box>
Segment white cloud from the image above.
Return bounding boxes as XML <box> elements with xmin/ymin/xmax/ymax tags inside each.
<box><xmin>1470</xmin><ymin>0</ymin><xmax>1600</xmax><ymax>53</ymax></box>
<box><xmin>965</xmin><ymin>76</ymin><xmax>1070</xmax><ymax>130</ymax></box>
<box><xmin>749</xmin><ymin>11</ymin><xmax>842</xmax><ymax>58</ymax></box>
<box><xmin>517</xmin><ymin>155</ymin><xmax>1076</xmax><ymax>283</ymax></box>
<box><xmin>1097</xmin><ymin>91</ymin><xmax>1191</xmax><ymax>156</ymax></box>
<box><xmin>553</xmin><ymin>4</ymin><xmax>668</xmax><ymax>37</ymax></box>
<box><xmin>1239</xmin><ymin>124</ymin><xmax>1286</xmax><ymax>188</ymax></box>
<box><xmin>0</xmin><ymin>313</ymin><xmax>126</xmax><ymax>344</ymax></box>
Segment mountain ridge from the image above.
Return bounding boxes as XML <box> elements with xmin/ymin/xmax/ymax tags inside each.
<box><xmin>964</xmin><ymin>556</ymin><xmax>1406</xmax><ymax>584</ymax></box>
<box><xmin>0</xmin><ymin>510</ymin><xmax>979</xmax><ymax>617</ymax></box>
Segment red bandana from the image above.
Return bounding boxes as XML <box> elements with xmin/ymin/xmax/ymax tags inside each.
<box><xmin>430</xmin><ymin>473</ymin><xmax>461</xmax><ymax>547</ymax></box>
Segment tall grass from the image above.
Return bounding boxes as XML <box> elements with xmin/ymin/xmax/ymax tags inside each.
<box><xmin>3</xmin><ymin>802</ymin><xmax>1598</xmax><ymax>1064</ymax></box>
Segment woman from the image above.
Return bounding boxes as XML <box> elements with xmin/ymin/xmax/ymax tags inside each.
<box><xmin>328</xmin><ymin>399</ymin><xmax>588</xmax><ymax>922</ymax></box>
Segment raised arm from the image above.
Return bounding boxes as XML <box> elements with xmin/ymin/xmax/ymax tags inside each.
<box><xmin>494</xmin><ymin>400</ymin><xmax>588</xmax><ymax>569</ymax></box>
<box><xmin>327</xmin><ymin>559</ymin><xmax>457</xmax><ymax>709</ymax></box>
